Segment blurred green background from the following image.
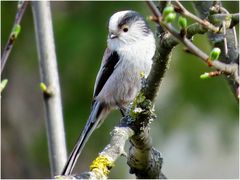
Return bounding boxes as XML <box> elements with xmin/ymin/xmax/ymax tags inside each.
<box><xmin>1</xmin><ymin>1</ymin><xmax>239</xmax><ymax>179</ymax></box>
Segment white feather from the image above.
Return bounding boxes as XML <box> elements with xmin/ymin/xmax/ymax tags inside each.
<box><xmin>108</xmin><ymin>10</ymin><xmax>131</xmax><ymax>32</ymax></box>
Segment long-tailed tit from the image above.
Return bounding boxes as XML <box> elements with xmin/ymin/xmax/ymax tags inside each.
<box><xmin>62</xmin><ymin>10</ymin><xmax>156</xmax><ymax>175</ymax></box>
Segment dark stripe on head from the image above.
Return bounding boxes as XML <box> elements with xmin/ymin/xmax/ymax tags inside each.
<box><xmin>118</xmin><ymin>11</ymin><xmax>151</xmax><ymax>35</ymax></box>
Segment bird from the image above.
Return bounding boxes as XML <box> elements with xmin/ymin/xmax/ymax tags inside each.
<box><xmin>61</xmin><ymin>10</ymin><xmax>156</xmax><ymax>175</ymax></box>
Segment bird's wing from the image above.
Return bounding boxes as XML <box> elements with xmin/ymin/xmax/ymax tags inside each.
<box><xmin>93</xmin><ymin>48</ymin><xmax>120</xmax><ymax>99</ymax></box>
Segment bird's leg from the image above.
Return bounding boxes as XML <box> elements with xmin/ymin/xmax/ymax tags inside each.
<box><xmin>117</xmin><ymin>103</ymin><xmax>127</xmax><ymax>117</ymax></box>
<box><xmin>120</xmin><ymin>108</ymin><xmax>126</xmax><ymax>117</ymax></box>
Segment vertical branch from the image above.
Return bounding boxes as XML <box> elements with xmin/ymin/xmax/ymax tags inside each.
<box><xmin>31</xmin><ymin>1</ymin><xmax>67</xmax><ymax>177</ymax></box>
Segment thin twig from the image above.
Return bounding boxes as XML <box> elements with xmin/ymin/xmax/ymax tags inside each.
<box><xmin>216</xmin><ymin>7</ymin><xmax>238</xmax><ymax>54</ymax></box>
<box><xmin>146</xmin><ymin>0</ymin><xmax>162</xmax><ymax>18</ymax></box>
<box><xmin>209</xmin><ymin>2</ymin><xmax>239</xmax><ymax>56</ymax></box>
<box><xmin>147</xmin><ymin>1</ymin><xmax>208</xmax><ymax>62</ymax></box>
<box><xmin>31</xmin><ymin>1</ymin><xmax>67</xmax><ymax>177</ymax></box>
<box><xmin>173</xmin><ymin>0</ymin><xmax>219</xmax><ymax>32</ymax></box>
<box><xmin>1</xmin><ymin>1</ymin><xmax>29</xmax><ymax>73</ymax></box>
<box><xmin>222</xmin><ymin>21</ymin><xmax>228</xmax><ymax>56</ymax></box>
<box><xmin>232</xmin><ymin>28</ymin><xmax>238</xmax><ymax>49</ymax></box>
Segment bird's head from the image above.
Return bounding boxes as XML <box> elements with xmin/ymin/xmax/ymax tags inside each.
<box><xmin>107</xmin><ymin>10</ymin><xmax>153</xmax><ymax>50</ymax></box>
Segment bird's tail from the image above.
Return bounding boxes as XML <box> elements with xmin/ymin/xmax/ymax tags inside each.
<box><xmin>61</xmin><ymin>101</ymin><xmax>104</xmax><ymax>176</ymax></box>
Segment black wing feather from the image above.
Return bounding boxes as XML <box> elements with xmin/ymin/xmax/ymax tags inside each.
<box><xmin>93</xmin><ymin>50</ymin><xmax>119</xmax><ymax>98</ymax></box>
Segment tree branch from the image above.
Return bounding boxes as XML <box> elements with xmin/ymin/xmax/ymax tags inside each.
<box><xmin>57</xmin><ymin>126</ymin><xmax>134</xmax><ymax>179</ymax></box>
<box><xmin>210</xmin><ymin>13</ymin><xmax>239</xmax><ymax>28</ymax></box>
<box><xmin>192</xmin><ymin>1</ymin><xmax>239</xmax><ymax>100</ymax></box>
<box><xmin>1</xmin><ymin>1</ymin><xmax>29</xmax><ymax>73</ymax></box>
<box><xmin>173</xmin><ymin>0</ymin><xmax>220</xmax><ymax>33</ymax></box>
<box><xmin>31</xmin><ymin>1</ymin><xmax>67</xmax><ymax>177</ymax></box>
<box><xmin>146</xmin><ymin>1</ymin><xmax>239</xmax><ymax>98</ymax></box>
<box><xmin>186</xmin><ymin>22</ymin><xmax>208</xmax><ymax>38</ymax></box>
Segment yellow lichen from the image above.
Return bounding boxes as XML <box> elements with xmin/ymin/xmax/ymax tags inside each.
<box><xmin>90</xmin><ymin>155</ymin><xmax>114</xmax><ymax>177</ymax></box>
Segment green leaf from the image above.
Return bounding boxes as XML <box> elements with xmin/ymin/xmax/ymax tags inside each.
<box><xmin>210</xmin><ymin>47</ymin><xmax>221</xmax><ymax>60</ymax></box>
<box><xmin>0</xmin><ymin>79</ymin><xmax>8</xmax><ymax>93</ymax></box>
<box><xmin>165</xmin><ymin>13</ymin><xmax>176</xmax><ymax>23</ymax></box>
<box><xmin>178</xmin><ymin>16</ymin><xmax>187</xmax><ymax>29</ymax></box>
<box><xmin>200</xmin><ymin>73</ymin><xmax>210</xmax><ymax>79</ymax></box>
<box><xmin>11</xmin><ymin>24</ymin><xmax>21</xmax><ymax>38</ymax></box>
<box><xmin>40</xmin><ymin>82</ymin><xmax>47</xmax><ymax>92</ymax></box>
<box><xmin>163</xmin><ymin>6</ymin><xmax>174</xmax><ymax>18</ymax></box>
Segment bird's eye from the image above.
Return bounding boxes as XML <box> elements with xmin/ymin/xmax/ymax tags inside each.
<box><xmin>122</xmin><ymin>25</ymin><xmax>129</xmax><ymax>32</ymax></box>
<box><xmin>123</xmin><ymin>27</ymin><xmax>128</xmax><ymax>32</ymax></box>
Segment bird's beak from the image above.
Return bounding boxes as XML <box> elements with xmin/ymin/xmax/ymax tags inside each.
<box><xmin>109</xmin><ymin>32</ymin><xmax>118</xmax><ymax>39</ymax></box>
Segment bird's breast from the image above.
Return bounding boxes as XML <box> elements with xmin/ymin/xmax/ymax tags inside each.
<box><xmin>96</xmin><ymin>48</ymin><xmax>152</xmax><ymax>108</ymax></box>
